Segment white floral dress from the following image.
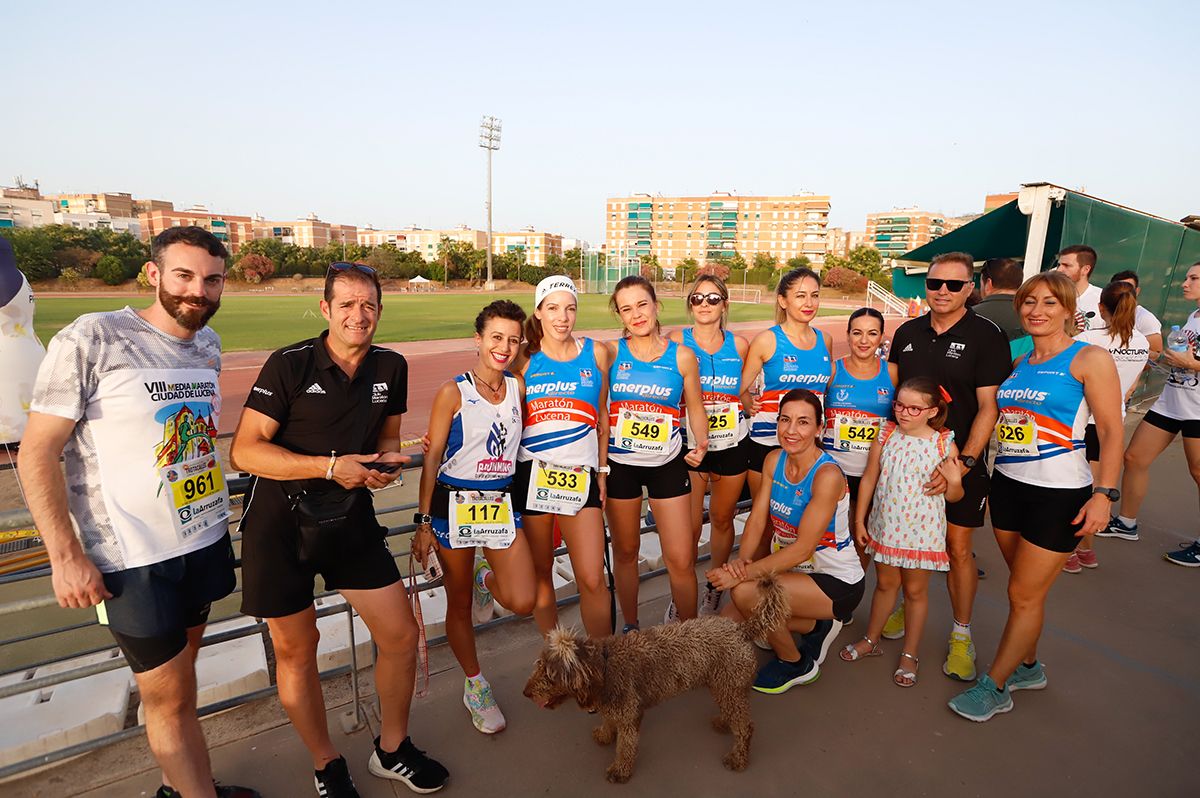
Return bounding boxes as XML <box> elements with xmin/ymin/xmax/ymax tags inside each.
<box><xmin>865</xmin><ymin>422</ymin><xmax>953</xmax><ymax>571</ymax></box>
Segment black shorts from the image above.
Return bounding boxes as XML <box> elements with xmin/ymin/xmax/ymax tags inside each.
<box><xmin>846</xmin><ymin>474</ymin><xmax>863</xmax><ymax>504</ymax></box>
<box><xmin>746</xmin><ymin>440</ymin><xmax>780</xmax><ymax>473</ymax></box>
<box><xmin>1085</xmin><ymin>423</ymin><xmax>1100</xmax><ymax>462</ymax></box>
<box><xmin>1144</xmin><ymin>409</ymin><xmax>1200</xmax><ymax>439</ymax></box>
<box><xmin>101</xmin><ymin>532</ymin><xmax>236</xmax><ymax>673</ymax></box>
<box><xmin>239</xmin><ymin>479</ymin><xmax>400</xmax><ymax>619</ymax></box>
<box><xmin>810</xmin><ymin>573</ymin><xmax>866</xmax><ymax>623</ymax></box>
<box><xmin>607</xmin><ymin>452</ymin><xmax>691</xmax><ymax>500</ymax></box>
<box><xmin>690</xmin><ymin>437</ymin><xmax>750</xmax><ymax>477</ymax></box>
<box><xmin>512</xmin><ymin>459</ymin><xmax>601</xmax><ymax>517</ymax></box>
<box><xmin>989</xmin><ymin>470</ymin><xmax>1091</xmax><ymax>554</ymax></box>
<box><xmin>948</xmin><ymin>459</ymin><xmax>990</xmax><ymax>529</ymax></box>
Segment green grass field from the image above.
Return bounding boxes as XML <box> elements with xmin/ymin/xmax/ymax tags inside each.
<box><xmin>33</xmin><ymin>293</ymin><xmax>845</xmax><ymax>351</ymax></box>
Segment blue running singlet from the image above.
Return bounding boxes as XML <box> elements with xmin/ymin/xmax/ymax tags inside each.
<box><xmin>821</xmin><ymin>357</ymin><xmax>894</xmax><ymax>477</ymax></box>
<box><xmin>750</xmin><ymin>326</ymin><xmax>831</xmax><ymax>447</ymax></box>
<box><xmin>767</xmin><ymin>450</ymin><xmax>863</xmax><ymax>584</ymax></box>
<box><xmin>519</xmin><ymin>338</ymin><xmax>602</xmax><ymax>467</ymax></box>
<box><xmin>680</xmin><ymin>328</ymin><xmax>746</xmax><ymax>451</ymax></box>
<box><xmin>608</xmin><ymin>338</ymin><xmax>684</xmax><ymax>467</ymax></box>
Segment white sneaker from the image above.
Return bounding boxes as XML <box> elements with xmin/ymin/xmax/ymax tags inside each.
<box><xmin>699</xmin><ymin>584</ymin><xmax>723</xmax><ymax>616</ymax></box>
<box><xmin>463</xmin><ymin>675</ymin><xmax>506</xmax><ymax>734</ymax></box>
<box><xmin>663</xmin><ymin>600</ymin><xmax>678</xmax><ymax>624</ymax></box>
<box><xmin>473</xmin><ymin>557</ymin><xmax>495</xmax><ymax>624</ymax></box>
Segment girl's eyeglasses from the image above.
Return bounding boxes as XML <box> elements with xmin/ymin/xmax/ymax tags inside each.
<box><xmin>894</xmin><ymin>401</ymin><xmax>934</xmax><ymax>415</ymax></box>
<box><xmin>689</xmin><ymin>292</ymin><xmax>725</xmax><ymax>307</ymax></box>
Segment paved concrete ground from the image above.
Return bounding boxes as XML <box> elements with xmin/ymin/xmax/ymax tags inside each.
<box><xmin>13</xmin><ymin>408</ymin><xmax>1200</xmax><ymax>797</ymax></box>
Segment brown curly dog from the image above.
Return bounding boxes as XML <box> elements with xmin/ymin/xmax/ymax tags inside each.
<box><xmin>522</xmin><ymin>574</ymin><xmax>789</xmax><ymax>783</ymax></box>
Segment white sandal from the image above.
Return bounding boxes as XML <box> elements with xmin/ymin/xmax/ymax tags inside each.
<box><xmin>839</xmin><ymin>636</ymin><xmax>881</xmax><ymax>662</ymax></box>
<box><xmin>893</xmin><ymin>652</ymin><xmax>919</xmax><ymax>687</ymax></box>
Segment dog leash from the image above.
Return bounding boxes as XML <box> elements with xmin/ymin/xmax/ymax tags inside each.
<box><xmin>602</xmin><ymin>520</ymin><xmax>617</xmax><ymax>635</ymax></box>
<box><xmin>407</xmin><ymin>556</ymin><xmax>430</xmax><ymax>698</ymax></box>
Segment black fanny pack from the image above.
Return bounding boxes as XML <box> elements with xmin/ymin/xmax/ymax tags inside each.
<box><xmin>286</xmin><ymin>486</ymin><xmax>376</xmax><ymax>564</ymax></box>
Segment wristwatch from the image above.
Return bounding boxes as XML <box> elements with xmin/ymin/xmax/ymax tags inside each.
<box><xmin>959</xmin><ymin>455</ymin><xmax>978</xmax><ymax>469</ymax></box>
<box><xmin>1092</xmin><ymin>487</ymin><xmax>1121</xmax><ymax>501</ymax></box>
<box><xmin>413</xmin><ymin>512</ymin><xmax>432</xmax><ymax>525</ymax></box>
<box><xmin>596</xmin><ymin>466</ymin><xmax>611</xmax><ymax>474</ymax></box>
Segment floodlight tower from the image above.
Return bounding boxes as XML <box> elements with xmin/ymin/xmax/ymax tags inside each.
<box><xmin>479</xmin><ymin>115</ymin><xmax>502</xmax><ymax>290</ymax></box>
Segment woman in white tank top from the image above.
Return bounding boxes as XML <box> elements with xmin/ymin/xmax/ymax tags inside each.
<box><xmin>415</xmin><ymin>300</ymin><xmax>536</xmax><ymax>735</ymax></box>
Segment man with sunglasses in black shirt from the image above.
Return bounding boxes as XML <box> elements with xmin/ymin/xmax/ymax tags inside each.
<box><xmin>231</xmin><ymin>262</ymin><xmax>448</xmax><ymax>797</ymax></box>
<box><xmin>886</xmin><ymin>251</ymin><xmax>1012</xmax><ymax>683</ymax></box>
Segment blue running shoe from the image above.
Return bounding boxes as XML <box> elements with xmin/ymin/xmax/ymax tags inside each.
<box><xmin>1165</xmin><ymin>540</ymin><xmax>1200</xmax><ymax>567</ymax></box>
<box><xmin>948</xmin><ymin>674</ymin><xmax>1013</xmax><ymax>722</ymax></box>
<box><xmin>1005</xmin><ymin>661</ymin><xmax>1047</xmax><ymax>692</ymax></box>
<box><xmin>1097</xmin><ymin>517</ymin><xmax>1139</xmax><ymax>541</ymax></box>
<box><xmin>752</xmin><ymin>654</ymin><xmax>819</xmax><ymax>694</ymax></box>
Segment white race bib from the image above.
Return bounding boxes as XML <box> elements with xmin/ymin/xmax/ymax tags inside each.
<box><xmin>996</xmin><ymin>412</ymin><xmax>1039</xmax><ymax>457</ymax></box>
<box><xmin>834</xmin><ymin>413</ymin><xmax>880</xmax><ymax>453</ymax></box>
<box><xmin>705</xmin><ymin>401</ymin><xmax>740</xmax><ymax>452</ymax></box>
<box><xmin>617</xmin><ymin>409</ymin><xmax>671</xmax><ymax>455</ymax></box>
<box><xmin>159</xmin><ymin>454</ymin><xmax>230</xmax><ymax>542</ymax></box>
<box><xmin>525</xmin><ymin>461</ymin><xmax>590</xmax><ymax>516</ymax></box>
<box><xmin>448</xmin><ymin>490</ymin><xmax>517</xmax><ymax>549</ymax></box>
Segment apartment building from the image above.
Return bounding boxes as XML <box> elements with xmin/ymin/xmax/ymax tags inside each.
<box><xmin>826</xmin><ymin>227</ymin><xmax>869</xmax><ymax>259</ymax></box>
<box><xmin>46</xmin><ymin>192</ymin><xmax>137</xmax><ymax>218</ymax></box>
<box><xmin>53</xmin><ymin>210</ymin><xmax>141</xmax><ymax>237</ymax></box>
<box><xmin>865</xmin><ymin>208</ymin><xmax>947</xmax><ymax>259</ymax></box>
<box><xmin>492</xmin><ymin>228</ymin><xmax>563</xmax><ymax>268</ymax></box>
<box><xmin>605</xmin><ymin>192</ymin><xmax>832</xmax><ymax>268</ymax></box>
<box><xmin>252</xmin><ymin>213</ymin><xmax>356</xmax><ymax>250</ymax></box>
<box><xmin>357</xmin><ymin>226</ymin><xmax>408</xmax><ymax>248</ymax></box>
<box><xmin>402</xmin><ymin>226</ymin><xmax>489</xmax><ymax>262</ymax></box>
<box><xmin>139</xmin><ymin>206</ymin><xmax>253</xmax><ymax>253</ymax></box>
<box><xmin>0</xmin><ymin>196</ymin><xmax>55</xmax><ymax>229</ymax></box>
<box><xmin>985</xmin><ymin>192</ymin><xmax>1019</xmax><ymax>212</ymax></box>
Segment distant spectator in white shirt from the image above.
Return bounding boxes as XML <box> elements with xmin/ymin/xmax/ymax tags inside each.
<box><xmin>1057</xmin><ymin>244</ymin><xmax>1105</xmax><ymax>334</ymax></box>
<box><xmin>1110</xmin><ymin>268</ymin><xmax>1164</xmax><ymax>359</ymax></box>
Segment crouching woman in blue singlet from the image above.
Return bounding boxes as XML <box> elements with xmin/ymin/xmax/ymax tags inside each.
<box><xmin>414</xmin><ymin>300</ymin><xmax>537</xmax><ymax>735</ymax></box>
<box><xmin>948</xmin><ymin>271</ymin><xmax>1123</xmax><ymax>723</ymax></box>
<box><xmin>708</xmin><ymin>388</ymin><xmax>865</xmax><ymax>695</ymax></box>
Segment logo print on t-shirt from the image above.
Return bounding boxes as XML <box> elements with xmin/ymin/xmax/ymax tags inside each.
<box><xmin>306</xmin><ymin>383</ymin><xmax>326</xmax><ymax>394</ymax></box>
<box><xmin>902</xmin><ymin>343</ymin><xmax>914</xmax><ymax>352</ymax></box>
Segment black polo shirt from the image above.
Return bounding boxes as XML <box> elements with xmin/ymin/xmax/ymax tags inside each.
<box><xmin>244</xmin><ymin>331</ymin><xmax>408</xmax><ymax>469</ymax></box>
<box><xmin>888</xmin><ymin>309</ymin><xmax>1012</xmax><ymax>446</ymax></box>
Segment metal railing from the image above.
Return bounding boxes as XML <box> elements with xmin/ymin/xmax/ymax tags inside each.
<box><xmin>0</xmin><ymin>456</ymin><xmax>749</xmax><ymax>781</ymax></box>
<box><xmin>866</xmin><ymin>280</ymin><xmax>910</xmax><ymax>316</ymax></box>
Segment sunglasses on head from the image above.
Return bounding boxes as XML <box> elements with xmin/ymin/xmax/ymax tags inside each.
<box><xmin>327</xmin><ymin>261</ymin><xmax>377</xmax><ymax>277</ymax></box>
<box><xmin>925</xmin><ymin>278</ymin><xmax>969</xmax><ymax>292</ymax></box>
<box><xmin>689</xmin><ymin>292</ymin><xmax>725</xmax><ymax>307</ymax></box>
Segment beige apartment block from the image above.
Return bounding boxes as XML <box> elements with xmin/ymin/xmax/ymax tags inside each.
<box><xmin>401</xmin><ymin>226</ymin><xmax>489</xmax><ymax>262</ymax></box>
<box><xmin>252</xmin><ymin>213</ymin><xmax>356</xmax><ymax>250</ymax></box>
<box><xmin>139</xmin><ymin>206</ymin><xmax>253</xmax><ymax>254</ymax></box>
<box><xmin>47</xmin><ymin>192</ymin><xmax>137</xmax><ymax>219</ymax></box>
<box><xmin>357</xmin><ymin>226</ymin><xmax>408</xmax><ymax>248</ymax></box>
<box><xmin>865</xmin><ymin>208</ymin><xmax>948</xmax><ymax>259</ymax></box>
<box><xmin>492</xmin><ymin>228</ymin><xmax>563</xmax><ymax>268</ymax></box>
<box><xmin>0</xmin><ymin>196</ymin><xmax>56</xmax><ymax>229</ymax></box>
<box><xmin>605</xmin><ymin>192</ymin><xmax>832</xmax><ymax>268</ymax></box>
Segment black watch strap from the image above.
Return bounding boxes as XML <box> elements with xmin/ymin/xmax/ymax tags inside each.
<box><xmin>413</xmin><ymin>512</ymin><xmax>432</xmax><ymax>525</ymax></box>
<box><xmin>960</xmin><ymin>455</ymin><xmax>977</xmax><ymax>469</ymax></box>
<box><xmin>1092</xmin><ymin>487</ymin><xmax>1120</xmax><ymax>501</ymax></box>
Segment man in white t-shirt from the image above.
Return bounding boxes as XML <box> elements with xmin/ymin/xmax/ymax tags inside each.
<box><xmin>0</xmin><ymin>235</ymin><xmax>46</xmax><ymax>444</ymax></box>
<box><xmin>17</xmin><ymin>228</ymin><xmax>259</xmax><ymax>798</ymax></box>
<box><xmin>1111</xmin><ymin>268</ymin><xmax>1165</xmax><ymax>359</ymax></box>
<box><xmin>1057</xmin><ymin>244</ymin><xmax>1105</xmax><ymax>334</ymax></box>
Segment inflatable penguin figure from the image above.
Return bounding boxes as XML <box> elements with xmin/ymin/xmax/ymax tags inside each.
<box><xmin>0</xmin><ymin>236</ymin><xmax>46</xmax><ymax>444</ymax></box>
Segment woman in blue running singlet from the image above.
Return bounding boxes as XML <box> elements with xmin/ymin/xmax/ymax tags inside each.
<box><xmin>605</xmin><ymin>276</ymin><xmax>708</xmax><ymax>631</ymax></box>
<box><xmin>514</xmin><ymin>276</ymin><xmax>613</xmax><ymax>638</ymax></box>
<box><xmin>822</xmin><ymin>307</ymin><xmax>893</xmax><ymax>566</ymax></box>
<box><xmin>741</xmin><ymin>267</ymin><xmax>834</xmax><ymax>528</ymax></box>
<box><xmin>708</xmin><ymin>388</ymin><xmax>865</xmax><ymax>695</ymax></box>
<box><xmin>670</xmin><ymin>274</ymin><xmax>751</xmax><ymax>617</ymax></box>
<box><xmin>415</xmin><ymin>301</ymin><xmax>537</xmax><ymax>735</ymax></box>
<box><xmin>948</xmin><ymin>271</ymin><xmax>1123</xmax><ymax>722</ymax></box>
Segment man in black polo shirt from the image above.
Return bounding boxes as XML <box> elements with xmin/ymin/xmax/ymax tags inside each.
<box><xmin>887</xmin><ymin>251</ymin><xmax>1012</xmax><ymax>683</ymax></box>
<box><xmin>231</xmin><ymin>263</ymin><xmax>448</xmax><ymax>797</ymax></box>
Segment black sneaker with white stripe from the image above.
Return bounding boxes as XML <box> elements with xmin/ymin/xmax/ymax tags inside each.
<box><xmin>314</xmin><ymin>755</ymin><xmax>359</xmax><ymax>798</ymax></box>
<box><xmin>799</xmin><ymin>618</ymin><xmax>844</xmax><ymax>666</ymax></box>
<box><xmin>368</xmin><ymin>736</ymin><xmax>449</xmax><ymax>794</ymax></box>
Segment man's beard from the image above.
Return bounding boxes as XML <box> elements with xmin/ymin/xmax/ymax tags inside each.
<box><xmin>158</xmin><ymin>284</ymin><xmax>220</xmax><ymax>331</ymax></box>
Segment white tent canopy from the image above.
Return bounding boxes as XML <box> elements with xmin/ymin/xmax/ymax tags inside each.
<box><xmin>409</xmin><ymin>275</ymin><xmax>431</xmax><ymax>283</ymax></box>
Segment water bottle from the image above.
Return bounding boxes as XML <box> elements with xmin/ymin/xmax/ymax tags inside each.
<box><xmin>1167</xmin><ymin>325</ymin><xmax>1189</xmax><ymax>353</ymax></box>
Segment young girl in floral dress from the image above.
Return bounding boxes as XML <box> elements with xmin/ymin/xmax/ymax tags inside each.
<box><xmin>840</xmin><ymin>377</ymin><xmax>963</xmax><ymax>687</ymax></box>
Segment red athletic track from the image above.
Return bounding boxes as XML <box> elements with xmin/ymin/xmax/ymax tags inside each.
<box><xmin>216</xmin><ymin>316</ymin><xmax>904</xmax><ymax>443</ymax></box>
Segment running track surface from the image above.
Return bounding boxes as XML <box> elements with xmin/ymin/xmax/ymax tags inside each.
<box><xmin>216</xmin><ymin>316</ymin><xmax>905</xmax><ymax>441</ymax></box>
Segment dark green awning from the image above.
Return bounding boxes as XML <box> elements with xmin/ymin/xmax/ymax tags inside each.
<box><xmin>896</xmin><ymin>200</ymin><xmax>1029</xmax><ymax>265</ymax></box>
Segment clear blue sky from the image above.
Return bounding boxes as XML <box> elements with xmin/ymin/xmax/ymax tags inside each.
<box><xmin>5</xmin><ymin>1</ymin><xmax>1195</xmax><ymax>242</ymax></box>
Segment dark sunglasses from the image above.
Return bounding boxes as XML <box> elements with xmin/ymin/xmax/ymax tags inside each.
<box><xmin>689</xmin><ymin>292</ymin><xmax>726</xmax><ymax>307</ymax></box>
<box><xmin>925</xmin><ymin>278</ymin><xmax>969</xmax><ymax>292</ymax></box>
<box><xmin>328</xmin><ymin>261</ymin><xmax>377</xmax><ymax>277</ymax></box>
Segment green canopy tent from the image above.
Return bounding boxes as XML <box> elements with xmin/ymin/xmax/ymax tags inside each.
<box><xmin>890</xmin><ymin>183</ymin><xmax>1200</xmax><ymax>328</ymax></box>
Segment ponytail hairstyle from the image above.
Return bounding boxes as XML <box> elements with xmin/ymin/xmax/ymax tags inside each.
<box><xmin>1100</xmin><ymin>281</ymin><xmax>1137</xmax><ymax>348</ymax></box>
<box><xmin>686</xmin><ymin>273</ymin><xmax>730</xmax><ymax>330</ymax></box>
<box><xmin>898</xmin><ymin>376</ymin><xmax>949</xmax><ymax>430</ymax></box>
<box><xmin>610</xmin><ymin>275</ymin><xmax>662</xmax><ymax>338</ymax></box>
<box><xmin>523</xmin><ymin>314</ymin><xmax>545</xmax><ymax>355</ymax></box>
<box><xmin>774</xmin><ymin>267</ymin><xmax>822</xmax><ymax>324</ymax></box>
<box><xmin>847</xmin><ymin>306</ymin><xmax>885</xmax><ymax>333</ymax></box>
